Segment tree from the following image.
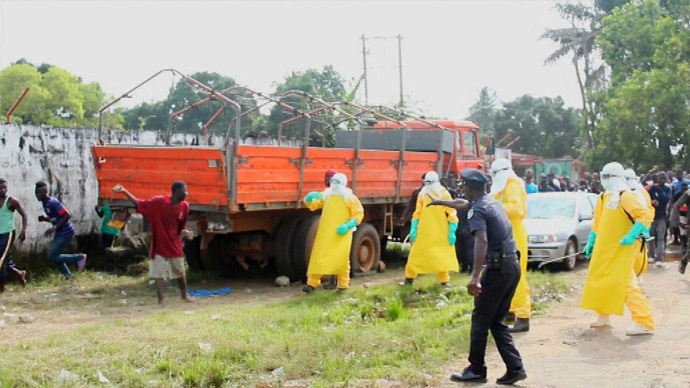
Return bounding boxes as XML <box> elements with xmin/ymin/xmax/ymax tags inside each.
<box><xmin>267</xmin><ymin>66</ymin><xmax>347</xmax><ymax>145</ymax></box>
<box><xmin>466</xmin><ymin>87</ymin><xmax>498</xmax><ymax>135</ymax></box>
<box><xmin>542</xmin><ymin>2</ymin><xmax>607</xmax><ymax>149</ymax></box>
<box><xmin>492</xmin><ymin>95</ymin><xmax>581</xmax><ymax>158</ymax></box>
<box><xmin>0</xmin><ymin>64</ymin><xmax>51</xmax><ymax>124</ymax></box>
<box><xmin>41</xmin><ymin>67</ymin><xmax>85</xmax><ymax>125</ymax></box>
<box><xmin>121</xmin><ymin>72</ymin><xmax>259</xmax><ymax>134</ymax></box>
<box><xmin>586</xmin><ymin>0</ymin><xmax>690</xmax><ymax>170</ymax></box>
<box><xmin>0</xmin><ymin>62</ymin><xmax>120</xmax><ymax>128</ymax></box>
<box><xmin>542</xmin><ymin>1</ymin><xmax>634</xmax><ymax>152</ymax></box>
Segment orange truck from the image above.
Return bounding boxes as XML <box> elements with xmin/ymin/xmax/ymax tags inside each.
<box><xmin>93</xmin><ymin>72</ymin><xmax>486</xmax><ymax>279</ymax></box>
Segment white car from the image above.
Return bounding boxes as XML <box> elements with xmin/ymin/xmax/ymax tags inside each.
<box><xmin>524</xmin><ymin>192</ymin><xmax>598</xmax><ymax>270</ymax></box>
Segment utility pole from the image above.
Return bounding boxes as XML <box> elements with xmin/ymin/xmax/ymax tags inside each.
<box><xmin>360</xmin><ymin>34</ymin><xmax>404</xmax><ymax>107</ymax></box>
<box><xmin>361</xmin><ymin>34</ymin><xmax>369</xmax><ymax>105</ymax></box>
<box><xmin>397</xmin><ymin>34</ymin><xmax>404</xmax><ymax>107</ymax></box>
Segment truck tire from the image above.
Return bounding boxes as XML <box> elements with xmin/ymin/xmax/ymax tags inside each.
<box><xmin>350</xmin><ymin>223</ymin><xmax>381</xmax><ymax>276</ymax></box>
<box><xmin>183</xmin><ymin>236</ymin><xmax>202</xmax><ymax>272</ymax></box>
<box><xmin>291</xmin><ymin>216</ymin><xmax>320</xmax><ymax>282</ymax></box>
<box><xmin>274</xmin><ymin>218</ymin><xmax>301</xmax><ymax>280</ymax></box>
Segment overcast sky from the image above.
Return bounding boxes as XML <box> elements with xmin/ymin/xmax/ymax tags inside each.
<box><xmin>0</xmin><ymin>0</ymin><xmax>579</xmax><ymax>119</ymax></box>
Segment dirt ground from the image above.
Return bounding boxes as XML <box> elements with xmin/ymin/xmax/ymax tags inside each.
<box><xmin>2</xmin><ymin>258</ymin><xmax>690</xmax><ymax>387</ymax></box>
<box><xmin>438</xmin><ymin>259</ymin><xmax>690</xmax><ymax>388</ymax></box>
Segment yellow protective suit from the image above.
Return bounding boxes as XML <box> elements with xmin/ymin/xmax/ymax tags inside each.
<box><xmin>581</xmin><ymin>192</ymin><xmax>654</xmax><ymax>329</ymax></box>
<box><xmin>493</xmin><ymin>176</ymin><xmax>530</xmax><ymax>319</ymax></box>
<box><xmin>304</xmin><ymin>192</ymin><xmax>364</xmax><ymax>289</ymax></box>
<box><xmin>633</xmin><ymin>189</ymin><xmax>653</xmax><ymax>276</ymax></box>
<box><xmin>405</xmin><ymin>187</ymin><xmax>459</xmax><ymax>283</ymax></box>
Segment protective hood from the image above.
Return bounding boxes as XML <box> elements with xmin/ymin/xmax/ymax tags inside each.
<box><xmin>489</xmin><ymin>158</ymin><xmax>520</xmax><ymax>195</ymax></box>
<box><xmin>323</xmin><ymin>172</ymin><xmax>353</xmax><ymax>201</ymax></box>
<box><xmin>624</xmin><ymin>169</ymin><xmax>646</xmax><ymax>206</ymax></box>
<box><xmin>601</xmin><ymin>162</ymin><xmax>628</xmax><ymax>209</ymax></box>
<box><xmin>419</xmin><ymin>171</ymin><xmax>444</xmax><ymax>199</ymax></box>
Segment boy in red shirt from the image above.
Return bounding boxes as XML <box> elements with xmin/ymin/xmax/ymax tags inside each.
<box><xmin>113</xmin><ymin>181</ymin><xmax>193</xmax><ymax>305</ymax></box>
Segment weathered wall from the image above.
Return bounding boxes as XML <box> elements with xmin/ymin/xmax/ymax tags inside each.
<box><xmin>0</xmin><ymin>125</ymin><xmax>228</xmax><ymax>255</ymax></box>
<box><xmin>0</xmin><ymin>124</ymin><xmax>303</xmax><ymax>273</ymax></box>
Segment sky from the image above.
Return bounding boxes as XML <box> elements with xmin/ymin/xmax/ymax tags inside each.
<box><xmin>0</xmin><ymin>0</ymin><xmax>579</xmax><ymax>120</ymax></box>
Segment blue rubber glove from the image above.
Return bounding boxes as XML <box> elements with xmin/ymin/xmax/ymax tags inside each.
<box><xmin>304</xmin><ymin>191</ymin><xmax>321</xmax><ymax>204</ymax></box>
<box><xmin>448</xmin><ymin>222</ymin><xmax>458</xmax><ymax>245</ymax></box>
<box><xmin>336</xmin><ymin>218</ymin><xmax>357</xmax><ymax>236</ymax></box>
<box><xmin>409</xmin><ymin>219</ymin><xmax>419</xmax><ymax>243</ymax></box>
<box><xmin>583</xmin><ymin>231</ymin><xmax>596</xmax><ymax>259</ymax></box>
<box><xmin>620</xmin><ymin>221</ymin><xmax>648</xmax><ymax>246</ymax></box>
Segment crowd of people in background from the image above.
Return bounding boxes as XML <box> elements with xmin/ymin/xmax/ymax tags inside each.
<box><xmin>523</xmin><ymin>169</ymin><xmax>605</xmax><ymax>194</ymax></box>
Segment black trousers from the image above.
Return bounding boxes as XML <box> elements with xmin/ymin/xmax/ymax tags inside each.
<box><xmin>455</xmin><ymin>230</ymin><xmax>474</xmax><ymax>273</ymax></box>
<box><xmin>468</xmin><ymin>259</ymin><xmax>523</xmax><ymax>372</ymax></box>
<box><xmin>0</xmin><ymin>231</ymin><xmax>16</xmax><ymax>279</ymax></box>
<box><xmin>101</xmin><ymin>233</ymin><xmax>116</xmax><ymax>253</ymax></box>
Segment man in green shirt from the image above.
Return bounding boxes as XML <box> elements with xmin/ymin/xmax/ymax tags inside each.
<box><xmin>0</xmin><ymin>178</ymin><xmax>28</xmax><ymax>292</ymax></box>
<box><xmin>94</xmin><ymin>201</ymin><xmax>120</xmax><ymax>255</ymax></box>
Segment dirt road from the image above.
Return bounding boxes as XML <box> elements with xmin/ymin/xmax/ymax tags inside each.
<box><xmin>439</xmin><ymin>263</ymin><xmax>690</xmax><ymax>388</ymax></box>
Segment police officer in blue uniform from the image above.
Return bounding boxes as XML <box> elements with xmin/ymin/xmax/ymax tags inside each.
<box><xmin>429</xmin><ymin>168</ymin><xmax>526</xmax><ymax>385</ymax></box>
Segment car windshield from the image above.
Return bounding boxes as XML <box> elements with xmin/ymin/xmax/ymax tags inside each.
<box><xmin>526</xmin><ymin>197</ymin><xmax>575</xmax><ymax>219</ymax></box>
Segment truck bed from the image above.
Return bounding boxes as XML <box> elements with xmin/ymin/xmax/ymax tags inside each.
<box><xmin>93</xmin><ymin>144</ymin><xmax>438</xmax><ymax>212</ymax></box>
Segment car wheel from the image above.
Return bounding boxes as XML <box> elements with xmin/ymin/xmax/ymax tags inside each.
<box><xmin>561</xmin><ymin>238</ymin><xmax>578</xmax><ymax>271</ymax></box>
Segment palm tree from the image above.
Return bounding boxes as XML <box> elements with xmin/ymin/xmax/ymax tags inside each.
<box><xmin>542</xmin><ymin>2</ymin><xmax>609</xmax><ymax>148</ymax></box>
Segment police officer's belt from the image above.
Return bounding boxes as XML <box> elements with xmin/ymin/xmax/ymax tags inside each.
<box><xmin>486</xmin><ymin>252</ymin><xmax>519</xmax><ymax>270</ymax></box>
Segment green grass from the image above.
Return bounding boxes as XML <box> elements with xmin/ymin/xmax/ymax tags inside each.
<box><xmin>0</xmin><ymin>267</ymin><xmax>568</xmax><ymax>387</ymax></box>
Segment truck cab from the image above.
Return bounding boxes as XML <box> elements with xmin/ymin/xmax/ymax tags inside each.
<box><xmin>370</xmin><ymin>119</ymin><xmax>484</xmax><ymax>175</ymax></box>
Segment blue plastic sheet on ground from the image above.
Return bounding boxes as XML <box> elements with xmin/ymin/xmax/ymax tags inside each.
<box><xmin>187</xmin><ymin>287</ymin><xmax>232</xmax><ymax>298</ymax></box>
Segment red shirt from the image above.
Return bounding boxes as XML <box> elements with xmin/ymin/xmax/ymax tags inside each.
<box><xmin>136</xmin><ymin>195</ymin><xmax>189</xmax><ymax>259</ymax></box>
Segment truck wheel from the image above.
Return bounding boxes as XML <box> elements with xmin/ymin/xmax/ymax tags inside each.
<box><xmin>274</xmin><ymin>218</ymin><xmax>301</xmax><ymax>280</ymax></box>
<box><xmin>351</xmin><ymin>223</ymin><xmax>381</xmax><ymax>276</ymax></box>
<box><xmin>183</xmin><ymin>236</ymin><xmax>202</xmax><ymax>272</ymax></box>
<box><xmin>292</xmin><ymin>216</ymin><xmax>320</xmax><ymax>282</ymax></box>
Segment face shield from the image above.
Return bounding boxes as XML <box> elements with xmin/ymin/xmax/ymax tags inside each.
<box><xmin>329</xmin><ymin>173</ymin><xmax>348</xmax><ymax>193</ymax></box>
<box><xmin>423</xmin><ymin>171</ymin><xmax>439</xmax><ymax>186</ymax></box>
<box><xmin>600</xmin><ymin>172</ymin><xmax>613</xmax><ymax>191</ymax></box>
<box><xmin>330</xmin><ymin>177</ymin><xmax>343</xmax><ymax>191</ymax></box>
<box><xmin>623</xmin><ymin>169</ymin><xmax>637</xmax><ymax>190</ymax></box>
<box><xmin>600</xmin><ymin>162</ymin><xmax>625</xmax><ymax>192</ymax></box>
<box><xmin>489</xmin><ymin>158</ymin><xmax>511</xmax><ymax>177</ymax></box>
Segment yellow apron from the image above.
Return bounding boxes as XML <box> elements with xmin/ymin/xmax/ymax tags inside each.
<box><xmin>306</xmin><ymin>194</ymin><xmax>359</xmax><ymax>276</ymax></box>
<box><xmin>494</xmin><ymin>177</ymin><xmax>530</xmax><ymax>318</ymax></box>
<box><xmin>633</xmin><ymin>189</ymin><xmax>653</xmax><ymax>276</ymax></box>
<box><xmin>581</xmin><ymin>192</ymin><xmax>652</xmax><ymax>315</ymax></box>
<box><xmin>406</xmin><ymin>188</ymin><xmax>459</xmax><ymax>275</ymax></box>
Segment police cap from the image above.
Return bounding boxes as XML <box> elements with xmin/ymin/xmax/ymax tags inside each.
<box><xmin>460</xmin><ymin>168</ymin><xmax>489</xmax><ymax>189</ymax></box>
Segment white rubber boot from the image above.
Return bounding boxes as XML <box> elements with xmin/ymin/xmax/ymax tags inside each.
<box><xmin>626</xmin><ymin>324</ymin><xmax>653</xmax><ymax>336</ymax></box>
<box><xmin>590</xmin><ymin>314</ymin><xmax>611</xmax><ymax>327</ymax></box>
